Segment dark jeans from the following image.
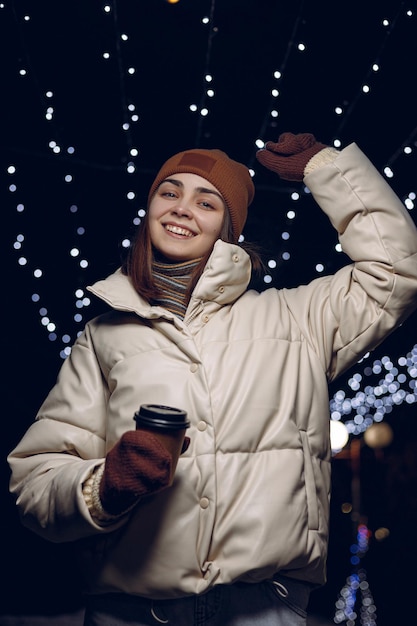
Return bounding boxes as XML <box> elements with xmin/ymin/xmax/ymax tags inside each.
<box><xmin>83</xmin><ymin>575</ymin><xmax>312</xmax><ymax>626</ymax></box>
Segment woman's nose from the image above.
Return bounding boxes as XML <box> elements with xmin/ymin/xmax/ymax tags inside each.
<box><xmin>173</xmin><ymin>201</ymin><xmax>192</xmax><ymax>216</ymax></box>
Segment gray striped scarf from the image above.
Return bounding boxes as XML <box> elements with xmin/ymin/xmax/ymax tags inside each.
<box><xmin>152</xmin><ymin>258</ymin><xmax>201</xmax><ymax>319</ymax></box>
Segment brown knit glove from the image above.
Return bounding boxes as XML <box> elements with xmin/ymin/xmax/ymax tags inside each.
<box><xmin>99</xmin><ymin>430</ymin><xmax>175</xmax><ymax>516</ymax></box>
<box><xmin>256</xmin><ymin>132</ymin><xmax>327</xmax><ymax>181</ymax></box>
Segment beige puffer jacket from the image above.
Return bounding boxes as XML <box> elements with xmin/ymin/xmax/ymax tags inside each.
<box><xmin>8</xmin><ymin>144</ymin><xmax>417</xmax><ymax>598</ymax></box>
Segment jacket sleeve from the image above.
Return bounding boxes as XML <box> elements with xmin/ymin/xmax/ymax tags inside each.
<box><xmin>7</xmin><ymin>321</ymin><xmax>127</xmax><ymax>542</ymax></box>
<box><xmin>286</xmin><ymin>142</ymin><xmax>417</xmax><ymax>381</ymax></box>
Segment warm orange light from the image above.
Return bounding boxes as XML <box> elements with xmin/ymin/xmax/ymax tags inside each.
<box><xmin>374</xmin><ymin>527</ymin><xmax>390</xmax><ymax>541</ymax></box>
<box><xmin>364</xmin><ymin>422</ymin><xmax>394</xmax><ymax>449</ymax></box>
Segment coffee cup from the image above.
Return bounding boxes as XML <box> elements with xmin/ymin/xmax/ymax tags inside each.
<box><xmin>134</xmin><ymin>404</ymin><xmax>190</xmax><ymax>481</ymax></box>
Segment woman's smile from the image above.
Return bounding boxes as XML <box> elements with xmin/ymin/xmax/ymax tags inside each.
<box><xmin>163</xmin><ymin>223</ymin><xmax>196</xmax><ymax>238</ymax></box>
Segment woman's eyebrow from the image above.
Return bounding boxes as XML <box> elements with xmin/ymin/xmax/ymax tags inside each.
<box><xmin>161</xmin><ymin>178</ymin><xmax>225</xmax><ymax>203</ymax></box>
<box><xmin>195</xmin><ymin>186</ymin><xmax>224</xmax><ymax>202</ymax></box>
<box><xmin>161</xmin><ymin>178</ymin><xmax>183</xmax><ymax>187</ymax></box>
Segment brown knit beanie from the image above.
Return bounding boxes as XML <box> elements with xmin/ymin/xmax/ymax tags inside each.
<box><xmin>148</xmin><ymin>149</ymin><xmax>255</xmax><ymax>241</ymax></box>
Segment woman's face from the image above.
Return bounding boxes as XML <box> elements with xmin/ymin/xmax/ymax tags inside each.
<box><xmin>148</xmin><ymin>173</ymin><xmax>226</xmax><ymax>262</ymax></box>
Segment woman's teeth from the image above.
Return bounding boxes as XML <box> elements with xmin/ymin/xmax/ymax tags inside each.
<box><xmin>165</xmin><ymin>224</ymin><xmax>194</xmax><ymax>237</ymax></box>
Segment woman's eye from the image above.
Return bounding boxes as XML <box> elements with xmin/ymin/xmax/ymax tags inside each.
<box><xmin>199</xmin><ymin>200</ymin><xmax>215</xmax><ymax>210</ymax></box>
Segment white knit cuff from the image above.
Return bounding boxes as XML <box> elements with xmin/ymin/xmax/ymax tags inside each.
<box><xmin>304</xmin><ymin>147</ymin><xmax>340</xmax><ymax>176</ymax></box>
<box><xmin>82</xmin><ymin>464</ymin><xmax>120</xmax><ymax>524</ymax></box>
<box><xmin>83</xmin><ymin>463</ymin><xmax>139</xmax><ymax>524</ymax></box>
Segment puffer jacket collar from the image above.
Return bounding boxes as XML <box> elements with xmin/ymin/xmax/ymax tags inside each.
<box><xmin>87</xmin><ymin>239</ymin><xmax>252</xmax><ymax>322</ymax></box>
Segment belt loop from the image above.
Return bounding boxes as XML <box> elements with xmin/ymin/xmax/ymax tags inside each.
<box><xmin>151</xmin><ymin>601</ymin><xmax>169</xmax><ymax>624</ymax></box>
<box><xmin>272</xmin><ymin>580</ymin><xmax>289</xmax><ymax>598</ymax></box>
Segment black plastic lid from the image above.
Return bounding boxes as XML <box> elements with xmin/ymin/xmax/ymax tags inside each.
<box><xmin>134</xmin><ymin>404</ymin><xmax>190</xmax><ymax>430</ymax></box>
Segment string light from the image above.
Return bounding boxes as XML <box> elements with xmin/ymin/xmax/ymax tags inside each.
<box><xmin>190</xmin><ymin>0</ymin><xmax>217</xmax><ymax>146</ymax></box>
<box><xmin>4</xmin><ymin>1</ymin><xmax>416</xmax><ymax>423</ymax></box>
<box><xmin>330</xmin><ymin>345</ymin><xmax>417</xmax><ymax>436</ymax></box>
<box><xmin>334</xmin><ymin>525</ymin><xmax>377</xmax><ymax>625</ymax></box>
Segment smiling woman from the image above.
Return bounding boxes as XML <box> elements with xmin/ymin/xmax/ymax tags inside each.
<box><xmin>8</xmin><ymin>133</ymin><xmax>417</xmax><ymax>626</ymax></box>
<box><xmin>122</xmin><ymin>147</ymin><xmax>259</xmax><ymax>304</ymax></box>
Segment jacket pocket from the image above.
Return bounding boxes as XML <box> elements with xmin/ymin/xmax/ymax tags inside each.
<box><xmin>300</xmin><ymin>430</ymin><xmax>319</xmax><ymax>530</ymax></box>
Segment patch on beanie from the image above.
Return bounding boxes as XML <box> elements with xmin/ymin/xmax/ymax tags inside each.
<box><xmin>178</xmin><ymin>152</ymin><xmax>217</xmax><ymax>173</ymax></box>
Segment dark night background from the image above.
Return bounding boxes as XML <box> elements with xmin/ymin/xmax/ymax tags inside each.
<box><xmin>1</xmin><ymin>1</ymin><xmax>417</xmax><ymax>624</ymax></box>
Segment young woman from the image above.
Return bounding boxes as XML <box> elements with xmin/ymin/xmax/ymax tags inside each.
<box><xmin>8</xmin><ymin>133</ymin><xmax>417</xmax><ymax>626</ymax></box>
